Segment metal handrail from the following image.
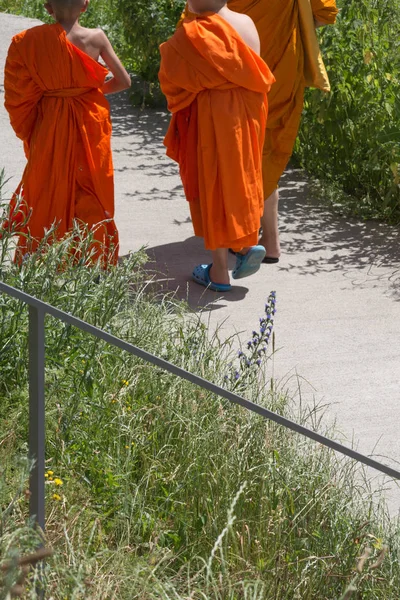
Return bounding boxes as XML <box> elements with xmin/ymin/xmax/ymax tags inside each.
<box><xmin>1</xmin><ymin>280</ymin><xmax>399</xmax><ymax>532</ymax></box>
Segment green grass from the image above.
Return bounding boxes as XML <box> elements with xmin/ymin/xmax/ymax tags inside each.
<box><xmin>0</xmin><ymin>180</ymin><xmax>400</xmax><ymax>598</ymax></box>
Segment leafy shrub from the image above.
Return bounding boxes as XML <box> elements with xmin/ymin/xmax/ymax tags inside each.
<box><xmin>118</xmin><ymin>0</ymin><xmax>185</xmax><ymax>82</ymax></box>
<box><xmin>296</xmin><ymin>0</ymin><xmax>400</xmax><ymax>221</ymax></box>
<box><xmin>0</xmin><ymin>0</ymin><xmax>54</xmax><ymax>20</ymax></box>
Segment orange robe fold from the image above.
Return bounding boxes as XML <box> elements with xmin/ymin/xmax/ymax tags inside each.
<box><xmin>159</xmin><ymin>13</ymin><xmax>275</xmax><ymax>251</ymax></box>
<box><xmin>3</xmin><ymin>23</ymin><xmax>119</xmax><ymax>263</ymax></box>
<box><xmin>182</xmin><ymin>1</ymin><xmax>338</xmax><ymax>198</ymax></box>
<box><xmin>228</xmin><ymin>0</ymin><xmax>338</xmax><ymax>197</ymax></box>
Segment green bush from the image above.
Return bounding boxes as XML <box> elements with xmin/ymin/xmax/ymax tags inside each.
<box><xmin>118</xmin><ymin>0</ymin><xmax>185</xmax><ymax>82</ymax></box>
<box><xmin>296</xmin><ymin>0</ymin><xmax>400</xmax><ymax>221</ymax></box>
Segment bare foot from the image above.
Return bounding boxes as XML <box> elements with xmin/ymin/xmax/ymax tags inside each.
<box><xmin>258</xmin><ymin>235</ymin><xmax>280</xmax><ymax>258</ymax></box>
<box><xmin>260</xmin><ymin>188</ymin><xmax>281</xmax><ymax>258</ymax></box>
<box><xmin>210</xmin><ymin>248</ymin><xmax>230</xmax><ymax>284</ymax></box>
<box><xmin>209</xmin><ymin>264</ymin><xmax>230</xmax><ymax>285</ymax></box>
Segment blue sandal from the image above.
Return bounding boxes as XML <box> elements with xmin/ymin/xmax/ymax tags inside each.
<box><xmin>232</xmin><ymin>245</ymin><xmax>266</xmax><ymax>280</ymax></box>
<box><xmin>192</xmin><ymin>264</ymin><xmax>232</xmax><ymax>292</ymax></box>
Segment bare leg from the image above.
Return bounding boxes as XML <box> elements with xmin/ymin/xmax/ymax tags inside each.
<box><xmin>259</xmin><ymin>188</ymin><xmax>280</xmax><ymax>259</ymax></box>
<box><xmin>210</xmin><ymin>248</ymin><xmax>230</xmax><ymax>285</ymax></box>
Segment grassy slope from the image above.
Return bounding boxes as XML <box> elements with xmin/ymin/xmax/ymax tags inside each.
<box><xmin>0</xmin><ymin>2</ymin><xmax>400</xmax><ymax>595</ymax></box>
<box><xmin>0</xmin><ymin>211</ymin><xmax>399</xmax><ymax>598</ymax></box>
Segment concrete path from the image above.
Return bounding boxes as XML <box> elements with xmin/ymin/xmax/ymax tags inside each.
<box><xmin>1</xmin><ymin>13</ymin><xmax>400</xmax><ymax>510</ymax></box>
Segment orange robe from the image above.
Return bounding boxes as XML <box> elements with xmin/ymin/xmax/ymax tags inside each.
<box><xmin>182</xmin><ymin>1</ymin><xmax>338</xmax><ymax>198</ymax></box>
<box><xmin>3</xmin><ymin>23</ymin><xmax>118</xmax><ymax>263</ymax></box>
<box><xmin>159</xmin><ymin>13</ymin><xmax>275</xmax><ymax>250</ymax></box>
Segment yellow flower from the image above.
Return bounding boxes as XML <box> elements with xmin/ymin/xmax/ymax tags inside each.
<box><xmin>46</xmin><ymin>470</ymin><xmax>54</xmax><ymax>476</ymax></box>
<box><xmin>52</xmin><ymin>493</ymin><xmax>62</xmax><ymax>501</ymax></box>
<box><xmin>122</xmin><ymin>379</ymin><xmax>129</xmax><ymax>386</ymax></box>
<box><xmin>54</xmin><ymin>478</ymin><xmax>63</xmax><ymax>486</ymax></box>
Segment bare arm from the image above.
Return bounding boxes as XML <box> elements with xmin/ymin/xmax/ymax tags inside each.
<box><xmin>219</xmin><ymin>9</ymin><xmax>260</xmax><ymax>55</ymax></box>
<box><xmin>97</xmin><ymin>31</ymin><xmax>131</xmax><ymax>95</ymax></box>
<box><xmin>245</xmin><ymin>17</ymin><xmax>261</xmax><ymax>55</ymax></box>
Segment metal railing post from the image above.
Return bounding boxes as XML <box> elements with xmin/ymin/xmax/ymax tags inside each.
<box><xmin>28</xmin><ymin>305</ymin><xmax>46</xmax><ymax>533</ymax></box>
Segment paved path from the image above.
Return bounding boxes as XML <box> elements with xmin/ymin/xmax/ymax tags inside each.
<box><xmin>1</xmin><ymin>13</ymin><xmax>400</xmax><ymax>510</ymax></box>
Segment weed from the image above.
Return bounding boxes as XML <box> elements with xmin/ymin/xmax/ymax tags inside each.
<box><xmin>0</xmin><ymin>198</ymin><xmax>399</xmax><ymax>598</ymax></box>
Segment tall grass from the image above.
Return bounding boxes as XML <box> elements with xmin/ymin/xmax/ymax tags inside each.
<box><xmin>0</xmin><ymin>187</ymin><xmax>400</xmax><ymax>598</ymax></box>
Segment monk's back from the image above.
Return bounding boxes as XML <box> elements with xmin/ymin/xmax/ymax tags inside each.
<box><xmin>13</xmin><ymin>24</ymin><xmax>107</xmax><ymax>92</ymax></box>
<box><xmin>65</xmin><ymin>25</ymin><xmax>104</xmax><ymax>61</ymax></box>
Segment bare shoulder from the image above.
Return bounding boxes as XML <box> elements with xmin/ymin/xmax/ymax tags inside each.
<box><xmin>81</xmin><ymin>27</ymin><xmax>108</xmax><ymax>49</ymax></box>
<box><xmin>219</xmin><ymin>8</ymin><xmax>260</xmax><ymax>54</ymax></box>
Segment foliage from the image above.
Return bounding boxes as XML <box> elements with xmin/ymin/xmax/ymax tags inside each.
<box><xmin>0</xmin><ymin>194</ymin><xmax>400</xmax><ymax>597</ymax></box>
<box><xmin>0</xmin><ymin>0</ymin><xmax>51</xmax><ymax>20</ymax></box>
<box><xmin>117</xmin><ymin>0</ymin><xmax>185</xmax><ymax>83</ymax></box>
<box><xmin>296</xmin><ymin>0</ymin><xmax>400</xmax><ymax>222</ymax></box>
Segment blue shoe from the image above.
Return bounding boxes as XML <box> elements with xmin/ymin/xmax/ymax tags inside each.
<box><xmin>192</xmin><ymin>264</ymin><xmax>232</xmax><ymax>292</ymax></box>
<box><xmin>232</xmin><ymin>245</ymin><xmax>266</xmax><ymax>280</ymax></box>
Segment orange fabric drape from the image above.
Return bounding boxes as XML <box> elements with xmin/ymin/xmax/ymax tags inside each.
<box><xmin>3</xmin><ymin>23</ymin><xmax>118</xmax><ymax>264</ymax></box>
<box><xmin>159</xmin><ymin>13</ymin><xmax>275</xmax><ymax>250</ymax></box>
<box><xmin>182</xmin><ymin>1</ymin><xmax>338</xmax><ymax>198</ymax></box>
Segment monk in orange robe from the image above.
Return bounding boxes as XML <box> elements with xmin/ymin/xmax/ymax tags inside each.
<box><xmin>182</xmin><ymin>0</ymin><xmax>338</xmax><ymax>262</ymax></box>
<box><xmin>3</xmin><ymin>0</ymin><xmax>131</xmax><ymax>264</ymax></box>
<box><xmin>159</xmin><ymin>1</ymin><xmax>275</xmax><ymax>291</ymax></box>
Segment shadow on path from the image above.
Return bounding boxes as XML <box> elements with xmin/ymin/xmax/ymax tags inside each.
<box><xmin>277</xmin><ymin>168</ymin><xmax>400</xmax><ymax>300</ymax></box>
<box><xmin>122</xmin><ymin>186</ymin><xmax>183</xmax><ymax>203</ymax></box>
<box><xmin>110</xmin><ymin>92</ymin><xmax>400</xmax><ymax>303</ymax></box>
<box><xmin>123</xmin><ymin>235</ymin><xmax>249</xmax><ymax>312</ymax></box>
<box><xmin>109</xmin><ymin>91</ymin><xmax>169</xmax><ymax>138</ymax></box>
